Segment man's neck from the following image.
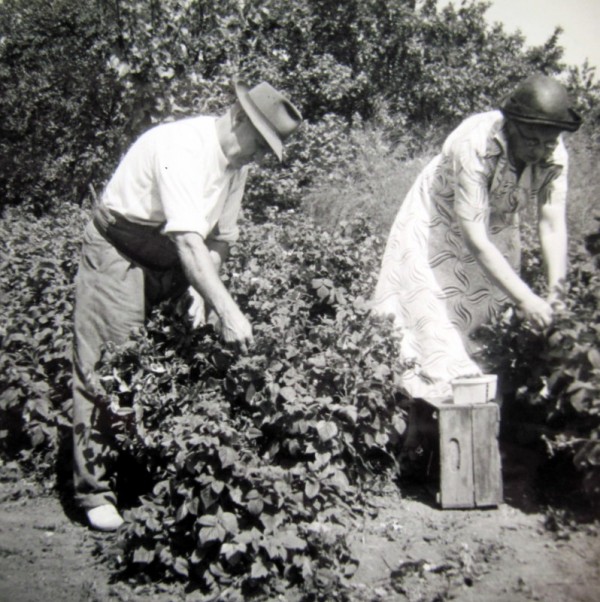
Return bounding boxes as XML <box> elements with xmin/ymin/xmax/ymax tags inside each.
<box><xmin>216</xmin><ymin>110</ymin><xmax>236</xmax><ymax>164</ymax></box>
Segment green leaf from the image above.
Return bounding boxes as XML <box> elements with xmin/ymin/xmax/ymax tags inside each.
<box><xmin>336</xmin><ymin>405</ymin><xmax>358</xmax><ymax>424</ymax></box>
<box><xmin>211</xmin><ymin>480</ymin><xmax>225</xmax><ymax>495</ymax></box>
<box><xmin>570</xmin><ymin>388</ymin><xmax>588</xmax><ymax>412</ymax></box>
<box><xmin>260</xmin><ymin>511</ymin><xmax>285</xmax><ymax>532</ymax></box>
<box><xmin>251</xmin><ymin>557</ymin><xmax>270</xmax><ymax>579</ymax></box>
<box><xmin>279</xmin><ymin>530</ymin><xmax>306</xmax><ymax>550</ymax></box>
<box><xmin>305</xmin><ymin>480</ymin><xmax>320</xmax><ymax>499</ymax></box>
<box><xmin>248</xmin><ymin>498</ymin><xmax>264</xmax><ymax>516</ymax></box>
<box><xmin>330</xmin><ymin>469</ymin><xmax>350</xmax><ymax>491</ymax></box>
<box><xmin>173</xmin><ymin>556</ymin><xmax>189</xmax><ymax>577</ymax></box>
<box><xmin>175</xmin><ymin>502</ymin><xmax>188</xmax><ymax>522</ymax></box>
<box><xmin>219</xmin><ymin>511</ymin><xmax>239</xmax><ymax>534</ymax></box>
<box><xmin>218</xmin><ymin>446</ymin><xmax>237</xmax><ymax>469</ymax></box>
<box><xmin>133</xmin><ymin>547</ymin><xmax>155</xmax><ymax>564</ymax></box>
<box><xmin>588</xmin><ymin>348</ymin><xmax>600</xmax><ymax>369</ymax></box>
<box><xmin>245</xmin><ymin>382</ymin><xmax>257</xmax><ymax>402</ymax></box>
<box><xmin>199</xmin><ymin>522</ymin><xmax>226</xmax><ymax>544</ymax></box>
<box><xmin>286</xmin><ymin>438</ymin><xmax>301</xmax><ymax>456</ymax></box>
<box><xmin>198</xmin><ymin>514</ymin><xmax>218</xmax><ymax>527</ymax></box>
<box><xmin>221</xmin><ymin>542</ymin><xmax>247</xmax><ymax>561</ymax></box>
<box><xmin>316</xmin><ymin>420</ymin><xmax>338</xmax><ymax>442</ymax></box>
<box><xmin>279</xmin><ymin>386</ymin><xmax>296</xmax><ymax>402</ymax></box>
<box><xmin>567</xmin><ymin>380</ymin><xmax>586</xmax><ymax>393</ymax></box>
<box><xmin>392</xmin><ymin>414</ymin><xmax>407</xmax><ymax>436</ymax></box>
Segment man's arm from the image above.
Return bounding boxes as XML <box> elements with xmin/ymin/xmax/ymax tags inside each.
<box><xmin>182</xmin><ymin>239</ymin><xmax>230</xmax><ymax>328</ymax></box>
<box><xmin>172</xmin><ymin>232</ymin><xmax>253</xmax><ymax>352</ymax></box>
<box><xmin>205</xmin><ymin>239</ymin><xmax>230</xmax><ymax>272</ymax></box>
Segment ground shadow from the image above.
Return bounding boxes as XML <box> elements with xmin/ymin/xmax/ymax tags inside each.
<box><xmin>398</xmin><ymin>429</ymin><xmax>599</xmax><ymax>523</ymax></box>
<box><xmin>55</xmin><ymin>425</ymin><xmax>155</xmax><ymax>528</ymax></box>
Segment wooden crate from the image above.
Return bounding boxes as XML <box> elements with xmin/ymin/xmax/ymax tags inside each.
<box><xmin>411</xmin><ymin>398</ymin><xmax>503</xmax><ymax>509</ymax></box>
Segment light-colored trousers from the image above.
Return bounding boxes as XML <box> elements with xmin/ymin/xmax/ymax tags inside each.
<box><xmin>72</xmin><ymin>221</ymin><xmax>187</xmax><ymax>509</ymax></box>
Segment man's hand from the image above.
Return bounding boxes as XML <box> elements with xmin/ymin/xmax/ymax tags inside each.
<box><xmin>218</xmin><ymin>306</ymin><xmax>254</xmax><ymax>354</ymax></box>
<box><xmin>187</xmin><ymin>286</ymin><xmax>207</xmax><ymax>328</ymax></box>
<box><xmin>173</xmin><ymin>231</ymin><xmax>254</xmax><ymax>355</ymax></box>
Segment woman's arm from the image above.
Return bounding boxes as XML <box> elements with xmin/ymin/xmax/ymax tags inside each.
<box><xmin>538</xmin><ymin>173</ymin><xmax>568</xmax><ymax>299</ymax></box>
<box><xmin>452</xmin><ymin>135</ymin><xmax>554</xmax><ymax>328</ymax></box>
<box><xmin>459</xmin><ymin>218</ymin><xmax>553</xmax><ymax>328</ymax></box>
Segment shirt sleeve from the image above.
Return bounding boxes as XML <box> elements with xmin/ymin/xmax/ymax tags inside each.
<box><xmin>155</xmin><ymin>143</ymin><xmax>213</xmax><ymax>238</ymax></box>
<box><xmin>208</xmin><ymin>168</ymin><xmax>248</xmax><ymax>243</ymax></box>
<box><xmin>452</xmin><ymin>139</ymin><xmax>491</xmax><ymax>223</ymax></box>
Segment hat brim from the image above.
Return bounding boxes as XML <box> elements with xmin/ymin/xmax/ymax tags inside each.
<box><xmin>499</xmin><ymin>91</ymin><xmax>582</xmax><ymax>133</ymax></box>
<box><xmin>234</xmin><ymin>78</ymin><xmax>283</xmax><ymax>161</ymax></box>
<box><xmin>501</xmin><ymin>107</ymin><xmax>582</xmax><ymax>132</ymax></box>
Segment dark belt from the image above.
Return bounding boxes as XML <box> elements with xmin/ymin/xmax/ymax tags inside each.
<box><xmin>92</xmin><ymin>204</ymin><xmax>181</xmax><ymax>271</ymax></box>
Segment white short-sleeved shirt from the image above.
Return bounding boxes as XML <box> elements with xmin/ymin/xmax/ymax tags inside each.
<box><xmin>101</xmin><ymin>116</ymin><xmax>248</xmax><ymax>243</ymax></box>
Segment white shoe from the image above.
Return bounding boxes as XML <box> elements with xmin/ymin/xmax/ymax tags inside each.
<box><xmin>86</xmin><ymin>504</ymin><xmax>124</xmax><ymax>531</ymax></box>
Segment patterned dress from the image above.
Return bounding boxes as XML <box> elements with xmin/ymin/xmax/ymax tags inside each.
<box><xmin>372</xmin><ymin>111</ymin><xmax>568</xmax><ymax>400</ymax></box>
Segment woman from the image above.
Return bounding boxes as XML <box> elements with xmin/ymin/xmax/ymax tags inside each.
<box><xmin>372</xmin><ymin>74</ymin><xmax>582</xmax><ymax>401</ymax></box>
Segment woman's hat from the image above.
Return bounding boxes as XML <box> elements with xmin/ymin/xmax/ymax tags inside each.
<box><xmin>233</xmin><ymin>77</ymin><xmax>303</xmax><ymax>161</ymax></box>
<box><xmin>500</xmin><ymin>74</ymin><xmax>582</xmax><ymax>132</ymax></box>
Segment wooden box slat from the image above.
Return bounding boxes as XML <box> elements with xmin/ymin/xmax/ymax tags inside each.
<box><xmin>472</xmin><ymin>404</ymin><xmax>503</xmax><ymax>506</ymax></box>
<box><xmin>413</xmin><ymin>398</ymin><xmax>503</xmax><ymax>509</ymax></box>
<box><xmin>438</xmin><ymin>405</ymin><xmax>474</xmax><ymax>508</ymax></box>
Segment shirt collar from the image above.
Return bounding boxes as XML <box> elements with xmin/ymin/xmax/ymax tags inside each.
<box><xmin>489</xmin><ymin>117</ymin><xmax>563</xmax><ymax>170</ymax></box>
<box><xmin>212</xmin><ymin>118</ymin><xmax>231</xmax><ymax>174</ymax></box>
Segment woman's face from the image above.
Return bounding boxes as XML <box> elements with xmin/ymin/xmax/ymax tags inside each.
<box><xmin>506</xmin><ymin>120</ymin><xmax>562</xmax><ymax>167</ymax></box>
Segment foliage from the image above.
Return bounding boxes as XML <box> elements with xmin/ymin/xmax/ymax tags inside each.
<box><xmin>477</xmin><ymin>228</ymin><xmax>600</xmax><ymax>503</ymax></box>
<box><xmin>92</xmin><ymin>210</ymin><xmax>410</xmax><ymax>598</ymax></box>
<box><xmin>0</xmin><ymin>158</ymin><xmax>599</xmax><ymax>597</ymax></box>
<box><xmin>1</xmin><ymin>0</ymin><xmax>600</xmax><ymax>594</ymax></box>
<box><xmin>0</xmin><ymin>0</ymin><xmax>124</xmax><ymax>212</ymax></box>
<box><xmin>0</xmin><ymin>204</ymin><xmax>83</xmax><ymax>468</ymax></box>
<box><xmin>0</xmin><ymin>0</ymin><xmax>582</xmax><ymax>214</ymax></box>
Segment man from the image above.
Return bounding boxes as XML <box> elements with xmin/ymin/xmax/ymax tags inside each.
<box><xmin>72</xmin><ymin>77</ymin><xmax>303</xmax><ymax>531</ymax></box>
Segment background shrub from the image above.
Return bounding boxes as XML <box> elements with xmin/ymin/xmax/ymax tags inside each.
<box><xmin>0</xmin><ymin>0</ymin><xmax>577</xmax><ymax>215</ymax></box>
<box><xmin>0</xmin><ymin>204</ymin><xmax>84</xmax><ymax>468</ymax></box>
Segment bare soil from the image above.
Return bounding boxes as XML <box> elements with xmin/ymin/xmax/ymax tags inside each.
<box><xmin>0</xmin><ymin>447</ymin><xmax>599</xmax><ymax>602</ymax></box>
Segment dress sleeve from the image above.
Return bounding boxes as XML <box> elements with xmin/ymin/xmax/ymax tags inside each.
<box><xmin>155</xmin><ymin>143</ymin><xmax>213</xmax><ymax>238</ymax></box>
<box><xmin>451</xmin><ymin>140</ymin><xmax>491</xmax><ymax>223</ymax></box>
<box><xmin>537</xmin><ymin>142</ymin><xmax>568</xmax><ymax>208</ymax></box>
<box><xmin>209</xmin><ymin>168</ymin><xmax>248</xmax><ymax>244</ymax></box>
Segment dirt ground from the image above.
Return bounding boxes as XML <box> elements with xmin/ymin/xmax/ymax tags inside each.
<box><xmin>0</xmin><ymin>449</ymin><xmax>599</xmax><ymax>602</ymax></box>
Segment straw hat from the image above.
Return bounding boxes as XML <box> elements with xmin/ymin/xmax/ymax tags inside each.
<box><xmin>500</xmin><ymin>74</ymin><xmax>582</xmax><ymax>132</ymax></box>
<box><xmin>233</xmin><ymin>77</ymin><xmax>303</xmax><ymax>161</ymax></box>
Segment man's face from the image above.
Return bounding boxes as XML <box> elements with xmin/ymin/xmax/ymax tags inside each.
<box><xmin>228</xmin><ymin>116</ymin><xmax>271</xmax><ymax>168</ymax></box>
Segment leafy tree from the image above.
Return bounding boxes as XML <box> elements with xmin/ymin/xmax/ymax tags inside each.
<box><xmin>0</xmin><ymin>0</ymin><xmax>122</xmax><ymax>211</ymax></box>
<box><xmin>0</xmin><ymin>0</ymin><xmax>582</xmax><ymax>213</ymax></box>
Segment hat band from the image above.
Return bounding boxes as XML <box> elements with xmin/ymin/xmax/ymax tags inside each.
<box><xmin>500</xmin><ymin>94</ymin><xmax>582</xmax><ymax>132</ymax></box>
<box><xmin>502</xmin><ymin>106</ymin><xmax>582</xmax><ymax>132</ymax></box>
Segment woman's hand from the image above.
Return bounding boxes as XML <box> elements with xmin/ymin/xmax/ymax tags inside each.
<box><xmin>546</xmin><ymin>289</ymin><xmax>567</xmax><ymax>314</ymax></box>
<box><xmin>518</xmin><ymin>294</ymin><xmax>554</xmax><ymax>329</ymax></box>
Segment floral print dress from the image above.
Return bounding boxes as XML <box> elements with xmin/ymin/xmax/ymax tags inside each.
<box><xmin>372</xmin><ymin>111</ymin><xmax>568</xmax><ymax>401</ymax></box>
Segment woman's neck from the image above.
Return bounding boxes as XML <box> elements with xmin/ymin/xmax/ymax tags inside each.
<box><xmin>507</xmin><ymin>147</ymin><xmax>526</xmax><ymax>178</ymax></box>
